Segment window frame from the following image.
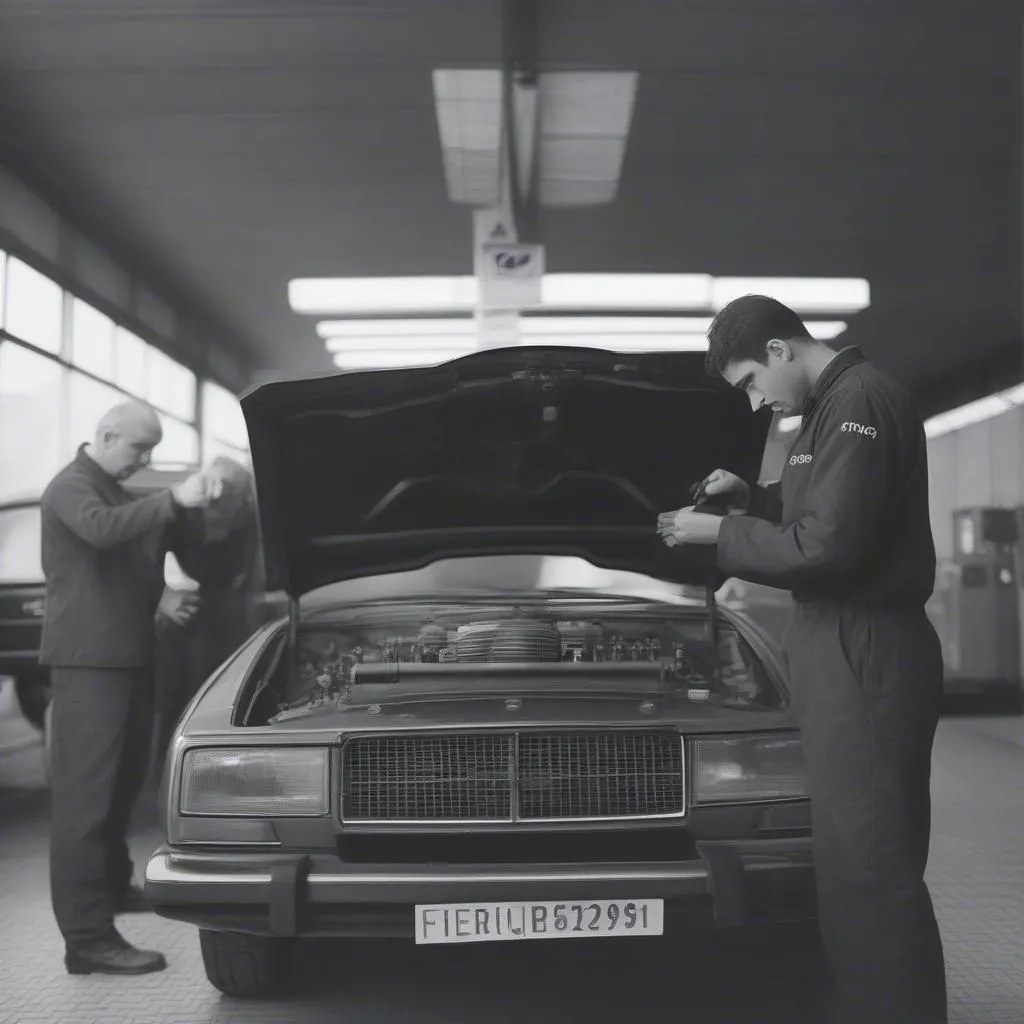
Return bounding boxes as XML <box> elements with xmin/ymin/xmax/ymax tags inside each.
<box><xmin>0</xmin><ymin>243</ymin><xmax>232</xmax><ymax>486</ymax></box>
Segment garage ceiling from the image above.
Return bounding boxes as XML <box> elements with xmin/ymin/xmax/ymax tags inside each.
<box><xmin>0</xmin><ymin>0</ymin><xmax>1019</xmax><ymax>413</ymax></box>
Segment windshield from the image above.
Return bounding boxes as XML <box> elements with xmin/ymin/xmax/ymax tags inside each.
<box><xmin>0</xmin><ymin>506</ymin><xmax>43</xmax><ymax>583</ymax></box>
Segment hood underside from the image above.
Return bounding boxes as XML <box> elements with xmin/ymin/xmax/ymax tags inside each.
<box><xmin>241</xmin><ymin>347</ymin><xmax>771</xmax><ymax>596</ymax></box>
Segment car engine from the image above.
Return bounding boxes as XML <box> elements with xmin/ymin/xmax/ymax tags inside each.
<box><xmin>258</xmin><ymin>608</ymin><xmax>775</xmax><ymax>723</ymax></box>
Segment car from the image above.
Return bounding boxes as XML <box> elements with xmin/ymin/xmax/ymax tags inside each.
<box><xmin>0</xmin><ymin>499</ymin><xmax>52</xmax><ymax>740</ymax></box>
<box><xmin>143</xmin><ymin>346</ymin><xmax>816</xmax><ymax>1000</ymax></box>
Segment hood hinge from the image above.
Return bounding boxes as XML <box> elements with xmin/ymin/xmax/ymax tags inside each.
<box><xmin>705</xmin><ymin>579</ymin><xmax>721</xmax><ymax>682</ymax></box>
<box><xmin>287</xmin><ymin>596</ymin><xmax>299</xmax><ymax>668</ymax></box>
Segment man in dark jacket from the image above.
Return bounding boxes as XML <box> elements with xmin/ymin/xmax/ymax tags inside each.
<box><xmin>657</xmin><ymin>296</ymin><xmax>947</xmax><ymax>1024</ymax></box>
<box><xmin>40</xmin><ymin>400</ymin><xmax>217</xmax><ymax>976</ymax></box>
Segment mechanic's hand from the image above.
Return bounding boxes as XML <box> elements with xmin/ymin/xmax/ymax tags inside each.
<box><xmin>172</xmin><ymin>471</ymin><xmax>223</xmax><ymax>508</ymax></box>
<box><xmin>157</xmin><ymin>588</ymin><xmax>201</xmax><ymax>627</ymax></box>
<box><xmin>656</xmin><ymin>506</ymin><xmax>723</xmax><ymax>547</ymax></box>
<box><xmin>201</xmin><ymin>466</ymin><xmax>226</xmax><ymax>503</ymax></box>
<box><xmin>695</xmin><ymin>468</ymin><xmax>750</xmax><ymax>512</ymax></box>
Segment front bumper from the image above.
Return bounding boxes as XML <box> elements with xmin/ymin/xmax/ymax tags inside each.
<box><xmin>144</xmin><ymin>837</ymin><xmax>816</xmax><ymax>939</ymax></box>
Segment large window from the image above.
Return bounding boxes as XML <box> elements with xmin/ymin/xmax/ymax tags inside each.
<box><xmin>67</xmin><ymin>371</ymin><xmax>124</xmax><ymax>455</ymax></box>
<box><xmin>147</xmin><ymin>345</ymin><xmax>196</xmax><ymax>421</ymax></box>
<box><xmin>201</xmin><ymin>380</ymin><xmax>249</xmax><ymax>465</ymax></box>
<box><xmin>0</xmin><ymin>250</ymin><xmax>211</xmax><ymax>497</ymax></box>
<box><xmin>153</xmin><ymin>413</ymin><xmax>199</xmax><ymax>467</ymax></box>
<box><xmin>115</xmin><ymin>326</ymin><xmax>148</xmax><ymax>395</ymax></box>
<box><xmin>5</xmin><ymin>256</ymin><xmax>63</xmax><ymax>354</ymax></box>
<box><xmin>71</xmin><ymin>298</ymin><xmax>115</xmax><ymax>381</ymax></box>
<box><xmin>0</xmin><ymin>342</ymin><xmax>63</xmax><ymax>502</ymax></box>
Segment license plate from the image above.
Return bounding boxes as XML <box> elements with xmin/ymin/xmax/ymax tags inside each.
<box><xmin>414</xmin><ymin>899</ymin><xmax>664</xmax><ymax>945</ymax></box>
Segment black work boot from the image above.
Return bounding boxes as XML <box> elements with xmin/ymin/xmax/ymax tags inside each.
<box><xmin>65</xmin><ymin>929</ymin><xmax>167</xmax><ymax>975</ymax></box>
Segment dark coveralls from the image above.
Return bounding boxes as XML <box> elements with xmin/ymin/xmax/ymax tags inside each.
<box><xmin>717</xmin><ymin>346</ymin><xmax>947</xmax><ymax>1024</ymax></box>
<box><xmin>39</xmin><ymin>446</ymin><xmax>199</xmax><ymax>946</ymax></box>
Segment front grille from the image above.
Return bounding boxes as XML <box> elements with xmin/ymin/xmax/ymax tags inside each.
<box><xmin>341</xmin><ymin>731</ymin><xmax>684</xmax><ymax>823</ymax></box>
<box><xmin>342</xmin><ymin>734</ymin><xmax>513</xmax><ymax>822</ymax></box>
<box><xmin>518</xmin><ymin>732</ymin><xmax>683</xmax><ymax>820</ymax></box>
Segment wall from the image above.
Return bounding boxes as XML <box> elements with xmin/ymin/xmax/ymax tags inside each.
<box><xmin>758</xmin><ymin>405</ymin><xmax>1024</xmax><ymax>563</ymax></box>
<box><xmin>927</xmin><ymin>407</ymin><xmax>1024</xmax><ymax>560</ymax></box>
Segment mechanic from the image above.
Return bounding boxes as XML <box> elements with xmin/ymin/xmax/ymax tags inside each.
<box><xmin>656</xmin><ymin>295</ymin><xmax>947</xmax><ymax>1024</ymax></box>
<box><xmin>154</xmin><ymin>455</ymin><xmax>264</xmax><ymax>758</ymax></box>
<box><xmin>184</xmin><ymin>456</ymin><xmax>264</xmax><ymax>679</ymax></box>
<box><xmin>40</xmin><ymin>401</ymin><xmax>219</xmax><ymax>977</ymax></box>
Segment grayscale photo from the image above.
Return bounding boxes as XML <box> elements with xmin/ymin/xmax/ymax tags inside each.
<box><xmin>0</xmin><ymin>3</ymin><xmax>1021</xmax><ymax>1023</ymax></box>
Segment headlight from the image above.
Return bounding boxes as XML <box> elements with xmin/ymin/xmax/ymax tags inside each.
<box><xmin>180</xmin><ymin>747</ymin><xmax>329</xmax><ymax>817</ymax></box>
<box><xmin>692</xmin><ymin>733</ymin><xmax>807</xmax><ymax>804</ymax></box>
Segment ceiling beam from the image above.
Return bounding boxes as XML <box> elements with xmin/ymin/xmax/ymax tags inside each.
<box><xmin>0</xmin><ymin>130</ymin><xmax>255</xmax><ymax>389</ymax></box>
<box><xmin>502</xmin><ymin>0</ymin><xmax>541</xmax><ymax>243</ymax></box>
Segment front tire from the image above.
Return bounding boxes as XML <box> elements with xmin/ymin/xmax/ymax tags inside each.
<box><xmin>199</xmin><ymin>929</ymin><xmax>296</xmax><ymax>998</ymax></box>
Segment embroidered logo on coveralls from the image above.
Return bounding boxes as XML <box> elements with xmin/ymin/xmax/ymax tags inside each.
<box><xmin>841</xmin><ymin>421</ymin><xmax>877</xmax><ymax>438</ymax></box>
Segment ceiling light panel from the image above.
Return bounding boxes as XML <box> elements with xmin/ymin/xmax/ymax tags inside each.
<box><xmin>433</xmin><ymin>69</ymin><xmax>503</xmax><ymax>206</ymax></box>
<box><xmin>538</xmin><ymin>72</ymin><xmax>638</xmax><ymax>208</ymax></box>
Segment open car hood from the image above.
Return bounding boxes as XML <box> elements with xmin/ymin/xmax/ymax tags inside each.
<box><xmin>241</xmin><ymin>347</ymin><xmax>771</xmax><ymax>597</ymax></box>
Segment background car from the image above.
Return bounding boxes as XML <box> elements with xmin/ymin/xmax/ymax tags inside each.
<box><xmin>144</xmin><ymin>347</ymin><xmax>817</xmax><ymax>999</ymax></box>
<box><xmin>0</xmin><ymin>500</ymin><xmax>49</xmax><ymax>735</ymax></box>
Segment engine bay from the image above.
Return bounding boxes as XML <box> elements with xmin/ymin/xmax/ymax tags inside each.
<box><xmin>250</xmin><ymin>603</ymin><xmax>781</xmax><ymax>723</ymax></box>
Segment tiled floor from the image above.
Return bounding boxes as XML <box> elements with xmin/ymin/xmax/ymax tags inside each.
<box><xmin>1</xmin><ymin>702</ymin><xmax>1022</xmax><ymax>1024</ymax></box>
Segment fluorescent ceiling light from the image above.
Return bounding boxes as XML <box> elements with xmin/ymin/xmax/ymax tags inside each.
<box><xmin>521</xmin><ymin>316</ymin><xmax>714</xmax><ymax>335</ymax></box>
<box><xmin>432</xmin><ymin>69</ymin><xmax>638</xmax><ymax>209</ymax></box>
<box><xmin>316</xmin><ymin>318</ymin><xmax>475</xmax><ymax>339</ymax></box>
<box><xmin>924</xmin><ymin>395</ymin><xmax>1013</xmax><ymax>439</ymax></box>
<box><xmin>332</xmin><ymin>350</ymin><xmax>469</xmax><ymax>370</ymax></box>
<box><xmin>806</xmin><ymin>321</ymin><xmax>847</xmax><ymax>341</ymax></box>
<box><xmin>537</xmin><ymin>71</ymin><xmax>638</xmax><ymax>207</ymax></box>
<box><xmin>295</xmin><ymin>277</ymin><xmax>866</xmax><ymax>317</ymax></box>
<box><xmin>922</xmin><ymin>379</ymin><xmax>1024</xmax><ymax>438</ymax></box>
<box><xmin>326</xmin><ymin>337</ymin><xmax>477</xmax><ymax>354</ymax></box>
<box><xmin>295</xmin><ymin>274</ymin><xmax>713</xmax><ymax>315</ymax></box>
<box><xmin>541</xmin><ymin>274</ymin><xmax>712</xmax><ymax>309</ymax></box>
<box><xmin>778</xmin><ymin>416</ymin><xmax>802</xmax><ymax>433</ymax></box>
<box><xmin>711</xmin><ymin>278</ymin><xmax>870</xmax><ymax>314</ymax></box>
<box><xmin>519</xmin><ymin>334</ymin><xmax>709</xmax><ymax>352</ymax></box>
<box><xmin>290</xmin><ymin>277</ymin><xmax>477</xmax><ymax>315</ymax></box>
